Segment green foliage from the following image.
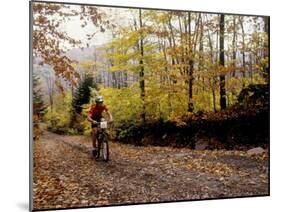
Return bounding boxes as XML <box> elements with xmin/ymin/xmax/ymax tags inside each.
<box><xmin>45</xmin><ymin>92</ymin><xmax>72</xmax><ymax>134</ymax></box>
<box><xmin>99</xmin><ymin>84</ymin><xmax>142</xmax><ymax>127</ymax></box>
<box><xmin>80</xmin><ymin>103</ymin><xmax>93</xmax><ymax>136</ymax></box>
<box><xmin>237</xmin><ymin>83</ymin><xmax>269</xmax><ymax>108</ymax></box>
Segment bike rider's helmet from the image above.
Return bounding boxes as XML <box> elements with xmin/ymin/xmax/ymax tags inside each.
<box><xmin>95</xmin><ymin>95</ymin><xmax>104</xmax><ymax>103</ymax></box>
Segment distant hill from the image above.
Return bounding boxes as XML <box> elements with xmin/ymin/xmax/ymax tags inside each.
<box><xmin>66</xmin><ymin>45</ymin><xmax>106</xmax><ymax>62</ymax></box>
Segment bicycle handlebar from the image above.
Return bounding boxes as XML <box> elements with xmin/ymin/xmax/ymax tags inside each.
<box><xmin>92</xmin><ymin>120</ymin><xmax>113</xmax><ymax>124</ymax></box>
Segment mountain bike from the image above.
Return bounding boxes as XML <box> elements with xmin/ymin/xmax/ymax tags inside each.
<box><xmin>92</xmin><ymin>118</ymin><xmax>110</xmax><ymax>162</ymax></box>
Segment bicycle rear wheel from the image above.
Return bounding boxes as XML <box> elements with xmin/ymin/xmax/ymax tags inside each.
<box><xmin>95</xmin><ymin>139</ymin><xmax>101</xmax><ymax>160</ymax></box>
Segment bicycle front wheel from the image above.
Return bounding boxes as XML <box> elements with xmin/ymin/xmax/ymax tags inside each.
<box><xmin>102</xmin><ymin>140</ymin><xmax>109</xmax><ymax>162</ymax></box>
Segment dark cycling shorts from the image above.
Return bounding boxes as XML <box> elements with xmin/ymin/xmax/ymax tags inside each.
<box><xmin>91</xmin><ymin>118</ymin><xmax>101</xmax><ymax>128</ymax></box>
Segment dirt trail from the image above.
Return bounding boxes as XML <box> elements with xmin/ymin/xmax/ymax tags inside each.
<box><xmin>33</xmin><ymin>131</ymin><xmax>269</xmax><ymax>210</ymax></box>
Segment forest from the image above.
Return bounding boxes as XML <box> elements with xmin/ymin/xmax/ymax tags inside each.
<box><xmin>33</xmin><ymin>3</ymin><xmax>269</xmax><ymax>149</ymax></box>
<box><xmin>32</xmin><ymin>2</ymin><xmax>269</xmax><ymax>209</ymax></box>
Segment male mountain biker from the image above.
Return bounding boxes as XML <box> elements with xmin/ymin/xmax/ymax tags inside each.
<box><xmin>87</xmin><ymin>95</ymin><xmax>113</xmax><ymax>157</ymax></box>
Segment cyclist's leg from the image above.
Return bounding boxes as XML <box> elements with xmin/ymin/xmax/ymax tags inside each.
<box><xmin>92</xmin><ymin>127</ymin><xmax>98</xmax><ymax>149</ymax></box>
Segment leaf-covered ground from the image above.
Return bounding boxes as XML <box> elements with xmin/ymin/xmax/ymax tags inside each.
<box><xmin>33</xmin><ymin>131</ymin><xmax>269</xmax><ymax>210</ymax></box>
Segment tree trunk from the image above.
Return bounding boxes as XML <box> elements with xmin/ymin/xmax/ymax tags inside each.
<box><xmin>207</xmin><ymin>28</ymin><xmax>217</xmax><ymax>112</ymax></box>
<box><xmin>198</xmin><ymin>14</ymin><xmax>204</xmax><ymax>89</ymax></box>
<box><xmin>162</xmin><ymin>38</ymin><xmax>172</xmax><ymax>114</ymax></box>
<box><xmin>112</xmin><ymin>72</ymin><xmax>117</xmax><ymax>88</ymax></box>
<box><xmin>123</xmin><ymin>72</ymin><xmax>128</xmax><ymax>87</ymax></box>
<box><xmin>263</xmin><ymin>16</ymin><xmax>269</xmax><ymax>82</ymax></box>
<box><xmin>187</xmin><ymin>12</ymin><xmax>194</xmax><ymax>112</ymax></box>
<box><xmin>139</xmin><ymin>9</ymin><xmax>146</xmax><ymax>123</ymax></box>
<box><xmin>178</xmin><ymin>15</ymin><xmax>184</xmax><ymax>63</ymax></box>
<box><xmin>219</xmin><ymin>14</ymin><xmax>227</xmax><ymax>110</ymax></box>
<box><xmin>240</xmin><ymin>17</ymin><xmax>246</xmax><ymax>88</ymax></box>
<box><xmin>166</xmin><ymin>25</ymin><xmax>177</xmax><ymax>83</ymax></box>
<box><xmin>232</xmin><ymin>16</ymin><xmax>237</xmax><ymax>77</ymax></box>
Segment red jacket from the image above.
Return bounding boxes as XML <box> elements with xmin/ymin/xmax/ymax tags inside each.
<box><xmin>88</xmin><ymin>104</ymin><xmax>108</xmax><ymax>120</ymax></box>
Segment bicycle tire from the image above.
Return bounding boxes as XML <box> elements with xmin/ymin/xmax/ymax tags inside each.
<box><xmin>102</xmin><ymin>139</ymin><xmax>109</xmax><ymax>162</ymax></box>
<box><xmin>96</xmin><ymin>136</ymin><xmax>102</xmax><ymax>160</ymax></box>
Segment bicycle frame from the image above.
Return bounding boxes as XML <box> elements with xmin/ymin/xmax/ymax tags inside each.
<box><xmin>94</xmin><ymin>120</ymin><xmax>109</xmax><ymax>161</ymax></box>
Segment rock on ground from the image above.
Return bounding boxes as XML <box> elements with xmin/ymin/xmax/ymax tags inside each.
<box><xmin>247</xmin><ymin>147</ymin><xmax>265</xmax><ymax>156</ymax></box>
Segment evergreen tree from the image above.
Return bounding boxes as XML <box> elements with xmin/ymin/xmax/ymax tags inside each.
<box><xmin>72</xmin><ymin>73</ymin><xmax>95</xmax><ymax>114</ymax></box>
<box><xmin>70</xmin><ymin>73</ymin><xmax>96</xmax><ymax>132</ymax></box>
<box><xmin>33</xmin><ymin>73</ymin><xmax>47</xmax><ymax>139</ymax></box>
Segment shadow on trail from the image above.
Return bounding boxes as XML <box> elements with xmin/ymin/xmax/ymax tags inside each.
<box><xmin>50</xmin><ymin>133</ymin><xmax>127</xmax><ymax>172</ymax></box>
<box><xmin>56</xmin><ymin>137</ymin><xmax>91</xmax><ymax>155</ymax></box>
